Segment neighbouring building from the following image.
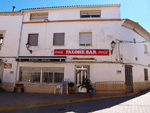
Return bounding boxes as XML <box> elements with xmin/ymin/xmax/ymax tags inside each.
<box><xmin>0</xmin><ymin>4</ymin><xmax>150</xmax><ymax>94</ymax></box>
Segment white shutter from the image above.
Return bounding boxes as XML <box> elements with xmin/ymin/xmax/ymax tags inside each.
<box><xmin>79</xmin><ymin>33</ymin><xmax>92</xmax><ymax>45</ymax></box>
<box><xmin>28</xmin><ymin>34</ymin><xmax>38</xmax><ymax>46</ymax></box>
<box><xmin>30</xmin><ymin>13</ymin><xmax>48</xmax><ymax>20</ymax></box>
<box><xmin>53</xmin><ymin>33</ymin><xmax>64</xmax><ymax>45</ymax></box>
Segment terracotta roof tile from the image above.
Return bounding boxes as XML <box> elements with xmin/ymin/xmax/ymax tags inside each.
<box><xmin>21</xmin><ymin>4</ymin><xmax>120</xmax><ymax>11</ymax></box>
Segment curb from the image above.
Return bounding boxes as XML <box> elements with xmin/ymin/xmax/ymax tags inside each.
<box><xmin>0</xmin><ymin>92</ymin><xmax>138</xmax><ymax>111</ymax></box>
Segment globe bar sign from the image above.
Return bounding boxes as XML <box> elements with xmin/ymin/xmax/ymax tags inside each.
<box><xmin>54</xmin><ymin>49</ymin><xmax>109</xmax><ymax>55</ymax></box>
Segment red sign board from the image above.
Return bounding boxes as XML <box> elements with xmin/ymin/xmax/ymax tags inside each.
<box><xmin>54</xmin><ymin>49</ymin><xmax>109</xmax><ymax>55</ymax></box>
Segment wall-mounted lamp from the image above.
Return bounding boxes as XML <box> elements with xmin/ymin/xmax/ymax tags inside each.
<box><xmin>26</xmin><ymin>42</ymin><xmax>32</xmax><ymax>54</ymax></box>
<box><xmin>111</xmin><ymin>40</ymin><xmax>116</xmax><ymax>54</ymax></box>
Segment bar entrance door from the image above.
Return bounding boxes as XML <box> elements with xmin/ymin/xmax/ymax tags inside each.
<box><xmin>75</xmin><ymin>65</ymin><xmax>90</xmax><ymax>92</ymax></box>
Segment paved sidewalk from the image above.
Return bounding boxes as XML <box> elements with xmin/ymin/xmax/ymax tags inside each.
<box><xmin>93</xmin><ymin>92</ymin><xmax>150</xmax><ymax>113</ymax></box>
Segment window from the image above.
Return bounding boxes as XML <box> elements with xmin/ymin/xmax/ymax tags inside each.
<box><xmin>19</xmin><ymin>67</ymin><xmax>64</xmax><ymax>83</ymax></box>
<box><xmin>133</xmin><ymin>38</ymin><xmax>136</xmax><ymax>44</ymax></box>
<box><xmin>79</xmin><ymin>32</ymin><xmax>92</xmax><ymax>46</ymax></box>
<box><xmin>30</xmin><ymin>13</ymin><xmax>48</xmax><ymax>20</ymax></box>
<box><xmin>144</xmin><ymin>44</ymin><xmax>148</xmax><ymax>54</ymax></box>
<box><xmin>53</xmin><ymin>33</ymin><xmax>65</xmax><ymax>46</ymax></box>
<box><xmin>80</xmin><ymin>10</ymin><xmax>101</xmax><ymax>18</ymax></box>
<box><xmin>0</xmin><ymin>34</ymin><xmax>3</xmax><ymax>50</ymax></box>
<box><xmin>0</xmin><ymin>32</ymin><xmax>5</xmax><ymax>50</ymax></box>
<box><xmin>144</xmin><ymin>69</ymin><xmax>148</xmax><ymax>81</ymax></box>
<box><xmin>28</xmin><ymin>34</ymin><xmax>38</xmax><ymax>46</ymax></box>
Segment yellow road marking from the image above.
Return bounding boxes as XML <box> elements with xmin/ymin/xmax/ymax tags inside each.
<box><xmin>0</xmin><ymin>92</ymin><xmax>138</xmax><ymax>111</ymax></box>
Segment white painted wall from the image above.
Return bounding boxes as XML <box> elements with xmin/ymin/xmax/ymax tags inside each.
<box><xmin>0</xmin><ymin>15</ymin><xmax>22</xmax><ymax>57</ymax></box>
<box><xmin>23</xmin><ymin>6</ymin><xmax>120</xmax><ymax>22</ymax></box>
<box><xmin>17</xmin><ymin>62</ymin><xmax>124</xmax><ymax>83</ymax></box>
<box><xmin>2</xmin><ymin>58</ymin><xmax>17</xmax><ymax>83</ymax></box>
<box><xmin>121</xmin><ymin>27</ymin><xmax>150</xmax><ymax>65</ymax></box>
<box><xmin>19</xmin><ymin>21</ymin><xmax>122</xmax><ymax>62</ymax></box>
<box><xmin>132</xmin><ymin>65</ymin><xmax>150</xmax><ymax>82</ymax></box>
<box><xmin>1</xmin><ymin>5</ymin><xmax>150</xmax><ymax>86</ymax></box>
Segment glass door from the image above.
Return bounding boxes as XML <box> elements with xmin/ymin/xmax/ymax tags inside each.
<box><xmin>75</xmin><ymin>65</ymin><xmax>90</xmax><ymax>92</ymax></box>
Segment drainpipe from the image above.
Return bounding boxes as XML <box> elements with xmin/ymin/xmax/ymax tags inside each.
<box><xmin>15</xmin><ymin>11</ymin><xmax>24</xmax><ymax>83</ymax></box>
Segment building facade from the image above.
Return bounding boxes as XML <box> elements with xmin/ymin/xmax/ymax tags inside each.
<box><xmin>0</xmin><ymin>4</ymin><xmax>150</xmax><ymax>93</ymax></box>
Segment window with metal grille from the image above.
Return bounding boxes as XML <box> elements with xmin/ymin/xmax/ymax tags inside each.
<box><xmin>79</xmin><ymin>32</ymin><xmax>92</xmax><ymax>46</ymax></box>
<box><xmin>28</xmin><ymin>34</ymin><xmax>38</xmax><ymax>46</ymax></box>
<box><xmin>144</xmin><ymin>69</ymin><xmax>148</xmax><ymax>81</ymax></box>
<box><xmin>19</xmin><ymin>67</ymin><xmax>64</xmax><ymax>83</ymax></box>
<box><xmin>0</xmin><ymin>33</ymin><xmax>4</xmax><ymax>50</ymax></box>
<box><xmin>80</xmin><ymin>10</ymin><xmax>101</xmax><ymax>18</ymax></box>
<box><xmin>53</xmin><ymin>33</ymin><xmax>65</xmax><ymax>46</ymax></box>
<box><xmin>30</xmin><ymin>13</ymin><xmax>48</xmax><ymax>20</ymax></box>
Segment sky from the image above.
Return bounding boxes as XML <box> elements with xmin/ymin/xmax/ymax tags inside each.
<box><xmin>0</xmin><ymin>0</ymin><xmax>150</xmax><ymax>32</ymax></box>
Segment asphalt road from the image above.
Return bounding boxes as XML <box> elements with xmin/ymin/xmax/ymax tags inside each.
<box><xmin>0</xmin><ymin>93</ymin><xmax>143</xmax><ymax>113</ymax></box>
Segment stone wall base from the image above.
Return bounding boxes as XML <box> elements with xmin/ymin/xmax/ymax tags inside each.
<box><xmin>23</xmin><ymin>84</ymin><xmax>60</xmax><ymax>94</ymax></box>
<box><xmin>1</xmin><ymin>83</ymin><xmax>14</xmax><ymax>92</ymax></box>
<box><xmin>133</xmin><ymin>81</ymin><xmax>150</xmax><ymax>92</ymax></box>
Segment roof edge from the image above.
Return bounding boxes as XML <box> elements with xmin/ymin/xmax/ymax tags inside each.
<box><xmin>123</xmin><ymin>18</ymin><xmax>150</xmax><ymax>40</ymax></box>
<box><xmin>0</xmin><ymin>11</ymin><xmax>22</xmax><ymax>16</ymax></box>
<box><xmin>21</xmin><ymin>4</ymin><xmax>121</xmax><ymax>12</ymax></box>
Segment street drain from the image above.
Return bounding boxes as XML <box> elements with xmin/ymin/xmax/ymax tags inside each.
<box><xmin>58</xmin><ymin>108</ymin><xmax>66</xmax><ymax>111</ymax></box>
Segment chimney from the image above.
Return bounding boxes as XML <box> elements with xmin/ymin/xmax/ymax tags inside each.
<box><xmin>13</xmin><ymin>6</ymin><xmax>15</xmax><ymax>12</ymax></box>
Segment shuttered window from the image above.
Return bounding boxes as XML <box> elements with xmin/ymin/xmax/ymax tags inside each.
<box><xmin>53</xmin><ymin>33</ymin><xmax>65</xmax><ymax>46</ymax></box>
<box><xmin>79</xmin><ymin>33</ymin><xmax>92</xmax><ymax>46</ymax></box>
<box><xmin>80</xmin><ymin>10</ymin><xmax>101</xmax><ymax>18</ymax></box>
<box><xmin>30</xmin><ymin>13</ymin><xmax>48</xmax><ymax>20</ymax></box>
<box><xmin>28</xmin><ymin>34</ymin><xmax>38</xmax><ymax>46</ymax></box>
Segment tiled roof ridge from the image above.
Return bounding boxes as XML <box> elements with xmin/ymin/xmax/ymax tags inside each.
<box><xmin>21</xmin><ymin>4</ymin><xmax>120</xmax><ymax>11</ymax></box>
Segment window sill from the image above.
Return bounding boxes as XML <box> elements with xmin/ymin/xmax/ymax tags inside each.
<box><xmin>80</xmin><ymin>17</ymin><xmax>101</xmax><ymax>19</ymax></box>
<box><xmin>53</xmin><ymin>45</ymin><xmax>65</xmax><ymax>47</ymax></box>
<box><xmin>79</xmin><ymin>45</ymin><xmax>92</xmax><ymax>47</ymax></box>
<box><xmin>29</xmin><ymin>19</ymin><xmax>48</xmax><ymax>22</ymax></box>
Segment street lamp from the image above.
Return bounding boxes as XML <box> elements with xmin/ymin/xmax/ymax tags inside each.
<box><xmin>111</xmin><ymin>40</ymin><xmax>116</xmax><ymax>54</ymax></box>
<box><xmin>26</xmin><ymin>42</ymin><xmax>32</xmax><ymax>54</ymax></box>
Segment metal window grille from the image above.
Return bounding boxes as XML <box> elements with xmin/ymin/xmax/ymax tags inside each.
<box><xmin>80</xmin><ymin>10</ymin><xmax>101</xmax><ymax>18</ymax></box>
<box><xmin>30</xmin><ymin>13</ymin><xmax>48</xmax><ymax>20</ymax></box>
<box><xmin>144</xmin><ymin>69</ymin><xmax>148</xmax><ymax>81</ymax></box>
<box><xmin>19</xmin><ymin>67</ymin><xmax>64</xmax><ymax>83</ymax></box>
<box><xmin>0</xmin><ymin>34</ymin><xmax>4</xmax><ymax>50</ymax></box>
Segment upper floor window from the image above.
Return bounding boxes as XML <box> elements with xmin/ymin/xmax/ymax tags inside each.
<box><xmin>144</xmin><ymin>69</ymin><xmax>148</xmax><ymax>81</ymax></box>
<box><xmin>79</xmin><ymin>32</ymin><xmax>92</xmax><ymax>46</ymax></box>
<box><xmin>30</xmin><ymin>12</ymin><xmax>48</xmax><ymax>21</ymax></box>
<box><xmin>133</xmin><ymin>38</ymin><xmax>136</xmax><ymax>44</ymax></box>
<box><xmin>53</xmin><ymin>33</ymin><xmax>65</xmax><ymax>46</ymax></box>
<box><xmin>80</xmin><ymin>10</ymin><xmax>101</xmax><ymax>18</ymax></box>
<box><xmin>144</xmin><ymin>44</ymin><xmax>148</xmax><ymax>54</ymax></box>
<box><xmin>28</xmin><ymin>34</ymin><xmax>38</xmax><ymax>46</ymax></box>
